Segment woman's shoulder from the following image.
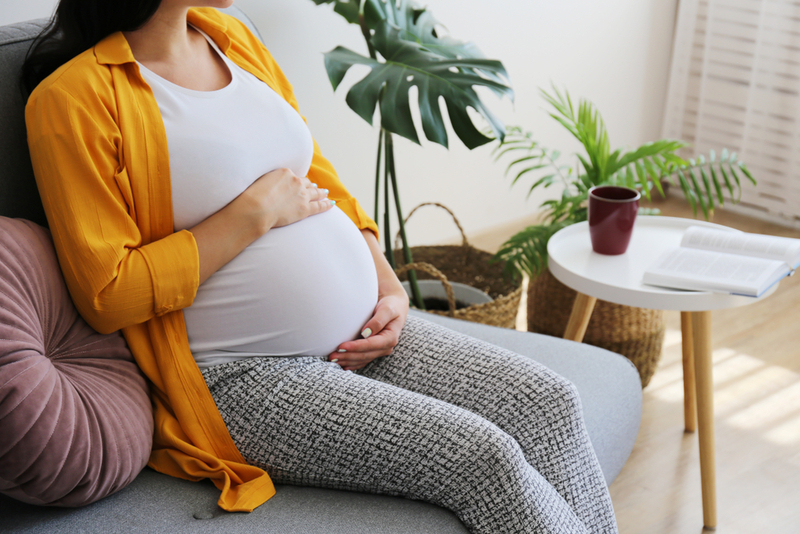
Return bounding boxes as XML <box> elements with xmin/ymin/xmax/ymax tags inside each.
<box><xmin>26</xmin><ymin>41</ymin><xmax>127</xmax><ymax>144</ymax></box>
<box><xmin>28</xmin><ymin>44</ymin><xmax>115</xmax><ymax>110</ymax></box>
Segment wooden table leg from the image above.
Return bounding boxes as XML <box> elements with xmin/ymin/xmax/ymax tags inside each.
<box><xmin>691</xmin><ymin>311</ymin><xmax>717</xmax><ymax>529</ymax></box>
<box><xmin>681</xmin><ymin>312</ymin><xmax>697</xmax><ymax>433</ymax></box>
<box><xmin>563</xmin><ymin>292</ymin><xmax>597</xmax><ymax>342</ymax></box>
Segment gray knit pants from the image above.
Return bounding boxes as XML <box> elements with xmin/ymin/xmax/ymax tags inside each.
<box><xmin>202</xmin><ymin>315</ymin><xmax>618</xmax><ymax>534</ymax></box>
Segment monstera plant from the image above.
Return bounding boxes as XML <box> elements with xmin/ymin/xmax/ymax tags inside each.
<box><xmin>309</xmin><ymin>0</ymin><xmax>513</xmax><ymax>307</ymax></box>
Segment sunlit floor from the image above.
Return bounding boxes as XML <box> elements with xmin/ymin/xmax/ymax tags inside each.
<box><xmin>610</xmin><ymin>305</ymin><xmax>800</xmax><ymax>533</ymax></box>
<box><xmin>469</xmin><ymin>195</ymin><xmax>800</xmax><ymax>534</ymax></box>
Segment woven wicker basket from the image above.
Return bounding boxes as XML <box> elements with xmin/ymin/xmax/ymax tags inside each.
<box><xmin>394</xmin><ymin>203</ymin><xmax>522</xmax><ymax>329</ymax></box>
<box><xmin>528</xmin><ymin>269</ymin><xmax>665</xmax><ymax>387</ymax></box>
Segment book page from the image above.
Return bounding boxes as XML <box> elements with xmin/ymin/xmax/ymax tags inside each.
<box><xmin>643</xmin><ymin>248</ymin><xmax>788</xmax><ymax>296</ymax></box>
<box><xmin>681</xmin><ymin>226</ymin><xmax>800</xmax><ymax>267</ymax></box>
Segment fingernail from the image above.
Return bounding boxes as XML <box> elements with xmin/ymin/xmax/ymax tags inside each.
<box><xmin>337</xmin><ymin>349</ymin><xmax>346</xmax><ymax>353</ymax></box>
<box><xmin>330</xmin><ymin>200</ymin><xmax>336</xmax><ymax>206</ymax></box>
<box><xmin>312</xmin><ymin>183</ymin><xmax>318</xmax><ymax>188</ymax></box>
<box><xmin>361</xmin><ymin>328</ymin><xmax>372</xmax><ymax>339</ymax></box>
<box><xmin>331</xmin><ymin>358</ymin><xmax>339</xmax><ymax>363</ymax></box>
<box><xmin>321</xmin><ymin>188</ymin><xmax>329</xmax><ymax>195</ymax></box>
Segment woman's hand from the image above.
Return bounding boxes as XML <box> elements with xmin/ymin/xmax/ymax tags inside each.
<box><xmin>236</xmin><ymin>168</ymin><xmax>333</xmax><ymax>233</ymax></box>
<box><xmin>331</xmin><ymin>291</ymin><xmax>409</xmax><ymax>371</ymax></box>
<box><xmin>330</xmin><ymin>230</ymin><xmax>409</xmax><ymax>371</ymax></box>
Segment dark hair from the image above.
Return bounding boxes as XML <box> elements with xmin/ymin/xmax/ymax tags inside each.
<box><xmin>21</xmin><ymin>0</ymin><xmax>163</xmax><ymax>94</ymax></box>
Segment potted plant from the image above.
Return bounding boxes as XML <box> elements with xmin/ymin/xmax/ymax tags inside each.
<box><xmin>307</xmin><ymin>0</ymin><xmax>513</xmax><ymax>308</ymax></box>
<box><xmin>492</xmin><ymin>86</ymin><xmax>756</xmax><ymax>385</ymax></box>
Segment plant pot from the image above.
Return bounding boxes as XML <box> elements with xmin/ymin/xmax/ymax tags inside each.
<box><xmin>394</xmin><ymin>203</ymin><xmax>522</xmax><ymax>329</ymax></box>
<box><xmin>401</xmin><ymin>280</ymin><xmax>492</xmax><ymax>311</ymax></box>
<box><xmin>527</xmin><ymin>269</ymin><xmax>665</xmax><ymax>388</ymax></box>
<box><xmin>396</xmin><ymin>262</ymin><xmax>522</xmax><ymax>329</ymax></box>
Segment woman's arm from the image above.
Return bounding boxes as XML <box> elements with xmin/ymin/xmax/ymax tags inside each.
<box><xmin>330</xmin><ymin>229</ymin><xmax>410</xmax><ymax>371</ymax></box>
<box><xmin>27</xmin><ymin>85</ymin><xmax>331</xmax><ymax>333</ymax></box>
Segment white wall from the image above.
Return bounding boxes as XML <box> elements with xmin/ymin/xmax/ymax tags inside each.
<box><xmin>0</xmin><ymin>2</ymin><xmax>56</xmax><ymax>26</ymax></box>
<box><xmin>3</xmin><ymin>0</ymin><xmax>678</xmax><ymax>245</ymax></box>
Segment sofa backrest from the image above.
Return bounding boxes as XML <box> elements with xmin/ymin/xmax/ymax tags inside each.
<box><xmin>0</xmin><ymin>6</ymin><xmax>262</xmax><ymax>229</ymax></box>
<box><xmin>0</xmin><ymin>19</ymin><xmax>48</xmax><ymax>227</ymax></box>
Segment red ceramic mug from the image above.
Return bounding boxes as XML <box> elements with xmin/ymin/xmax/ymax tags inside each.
<box><xmin>588</xmin><ymin>185</ymin><xmax>640</xmax><ymax>255</ymax></box>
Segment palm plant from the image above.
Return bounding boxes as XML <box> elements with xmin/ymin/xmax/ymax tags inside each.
<box><xmin>493</xmin><ymin>86</ymin><xmax>756</xmax><ymax>279</ymax></box>
<box><xmin>309</xmin><ymin>0</ymin><xmax>513</xmax><ymax>307</ymax></box>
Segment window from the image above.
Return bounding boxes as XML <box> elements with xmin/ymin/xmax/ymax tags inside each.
<box><xmin>663</xmin><ymin>0</ymin><xmax>800</xmax><ymax>224</ymax></box>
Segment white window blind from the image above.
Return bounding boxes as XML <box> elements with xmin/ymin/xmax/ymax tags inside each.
<box><xmin>663</xmin><ymin>0</ymin><xmax>800</xmax><ymax>225</ymax></box>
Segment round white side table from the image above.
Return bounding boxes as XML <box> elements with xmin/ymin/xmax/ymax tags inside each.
<box><xmin>548</xmin><ymin>216</ymin><xmax>779</xmax><ymax>529</ymax></box>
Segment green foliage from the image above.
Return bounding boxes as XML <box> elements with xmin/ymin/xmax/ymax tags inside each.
<box><xmin>310</xmin><ymin>0</ymin><xmax>361</xmax><ymax>24</ymax></box>
<box><xmin>309</xmin><ymin>0</ymin><xmax>514</xmax><ymax>308</ymax></box>
<box><xmin>492</xmin><ymin>221</ymin><xmax>569</xmax><ymax>280</ymax></box>
<box><xmin>492</xmin><ymin>86</ymin><xmax>757</xmax><ymax>279</ymax></box>
<box><xmin>312</xmin><ymin>0</ymin><xmax>513</xmax><ymax>148</ymax></box>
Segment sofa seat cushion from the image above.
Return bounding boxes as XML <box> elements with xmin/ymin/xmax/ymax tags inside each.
<box><xmin>0</xmin><ymin>217</ymin><xmax>153</xmax><ymax>506</ymax></box>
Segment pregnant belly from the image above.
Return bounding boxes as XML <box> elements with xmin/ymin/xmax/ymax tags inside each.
<box><xmin>184</xmin><ymin>208</ymin><xmax>379</xmax><ymax>361</ymax></box>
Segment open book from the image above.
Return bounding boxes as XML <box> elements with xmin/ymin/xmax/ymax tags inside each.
<box><xmin>643</xmin><ymin>226</ymin><xmax>800</xmax><ymax>297</ymax></box>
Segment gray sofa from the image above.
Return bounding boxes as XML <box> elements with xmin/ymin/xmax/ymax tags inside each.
<box><xmin>0</xmin><ymin>8</ymin><xmax>641</xmax><ymax>533</ymax></box>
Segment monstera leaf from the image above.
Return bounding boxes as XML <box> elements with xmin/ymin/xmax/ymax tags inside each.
<box><xmin>376</xmin><ymin>2</ymin><xmax>493</xmax><ymax>73</ymax></box>
<box><xmin>312</xmin><ymin>0</ymin><xmax>439</xmax><ymax>40</ymax></box>
<box><xmin>310</xmin><ymin>0</ymin><xmax>362</xmax><ymax>24</ymax></box>
<box><xmin>314</xmin><ymin>0</ymin><xmax>512</xmax><ymax>148</ymax></box>
<box><xmin>325</xmin><ymin>22</ymin><xmax>512</xmax><ymax>148</ymax></box>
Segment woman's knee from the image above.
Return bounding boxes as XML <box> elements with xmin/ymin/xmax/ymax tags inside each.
<box><xmin>461</xmin><ymin>422</ymin><xmax>530</xmax><ymax>483</ymax></box>
<box><xmin>550</xmin><ymin>374</ymin><xmax>582</xmax><ymax>412</ymax></box>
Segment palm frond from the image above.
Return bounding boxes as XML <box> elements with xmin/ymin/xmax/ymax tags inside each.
<box><xmin>494</xmin><ymin>126</ymin><xmax>572</xmax><ymax>189</ymax></box>
<box><xmin>490</xmin><ymin>86</ymin><xmax>758</xmax><ymax>280</ymax></box>
<box><xmin>660</xmin><ymin>153</ymin><xmax>755</xmax><ymax>210</ymax></box>
<box><xmin>491</xmin><ymin>221</ymin><xmax>570</xmax><ymax>279</ymax></box>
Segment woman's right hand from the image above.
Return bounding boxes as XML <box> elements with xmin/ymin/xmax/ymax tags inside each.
<box><xmin>236</xmin><ymin>168</ymin><xmax>334</xmax><ymax>235</ymax></box>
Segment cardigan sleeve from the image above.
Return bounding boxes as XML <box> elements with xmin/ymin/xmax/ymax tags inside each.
<box><xmin>307</xmin><ymin>138</ymin><xmax>379</xmax><ymax>239</ymax></box>
<box><xmin>26</xmin><ymin>85</ymin><xmax>200</xmax><ymax>334</ymax></box>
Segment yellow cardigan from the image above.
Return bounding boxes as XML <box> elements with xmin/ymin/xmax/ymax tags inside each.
<box><xmin>26</xmin><ymin>8</ymin><xmax>378</xmax><ymax>512</ymax></box>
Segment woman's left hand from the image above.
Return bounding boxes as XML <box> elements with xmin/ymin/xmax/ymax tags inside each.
<box><xmin>331</xmin><ymin>291</ymin><xmax>409</xmax><ymax>371</ymax></box>
<box><xmin>329</xmin><ymin>229</ymin><xmax>409</xmax><ymax>371</ymax></box>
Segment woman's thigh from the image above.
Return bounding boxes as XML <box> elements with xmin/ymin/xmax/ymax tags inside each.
<box><xmin>203</xmin><ymin>356</ymin><xmax>512</xmax><ymax>490</ymax></box>
<box><xmin>201</xmin><ymin>356</ymin><xmax>585</xmax><ymax>533</ymax></box>
<box><xmin>358</xmin><ymin>315</ymin><xmax>588</xmax><ymax>455</ymax></box>
<box><xmin>358</xmin><ymin>315</ymin><xmax>614</xmax><ymax>527</ymax></box>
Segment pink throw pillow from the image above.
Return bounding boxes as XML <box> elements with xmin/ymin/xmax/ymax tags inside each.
<box><xmin>0</xmin><ymin>217</ymin><xmax>153</xmax><ymax>506</ymax></box>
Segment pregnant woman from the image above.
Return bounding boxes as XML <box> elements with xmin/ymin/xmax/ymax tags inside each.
<box><xmin>23</xmin><ymin>1</ymin><xmax>617</xmax><ymax>532</ymax></box>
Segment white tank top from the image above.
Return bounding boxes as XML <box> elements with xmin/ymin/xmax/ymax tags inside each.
<box><xmin>138</xmin><ymin>28</ymin><xmax>379</xmax><ymax>368</ymax></box>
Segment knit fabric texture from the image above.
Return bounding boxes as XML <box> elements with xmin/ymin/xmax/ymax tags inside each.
<box><xmin>202</xmin><ymin>315</ymin><xmax>618</xmax><ymax>534</ymax></box>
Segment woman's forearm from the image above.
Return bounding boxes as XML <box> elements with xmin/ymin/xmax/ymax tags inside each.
<box><xmin>361</xmin><ymin>229</ymin><xmax>408</xmax><ymax>299</ymax></box>
<box><xmin>190</xmin><ymin>195</ymin><xmax>266</xmax><ymax>285</ymax></box>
